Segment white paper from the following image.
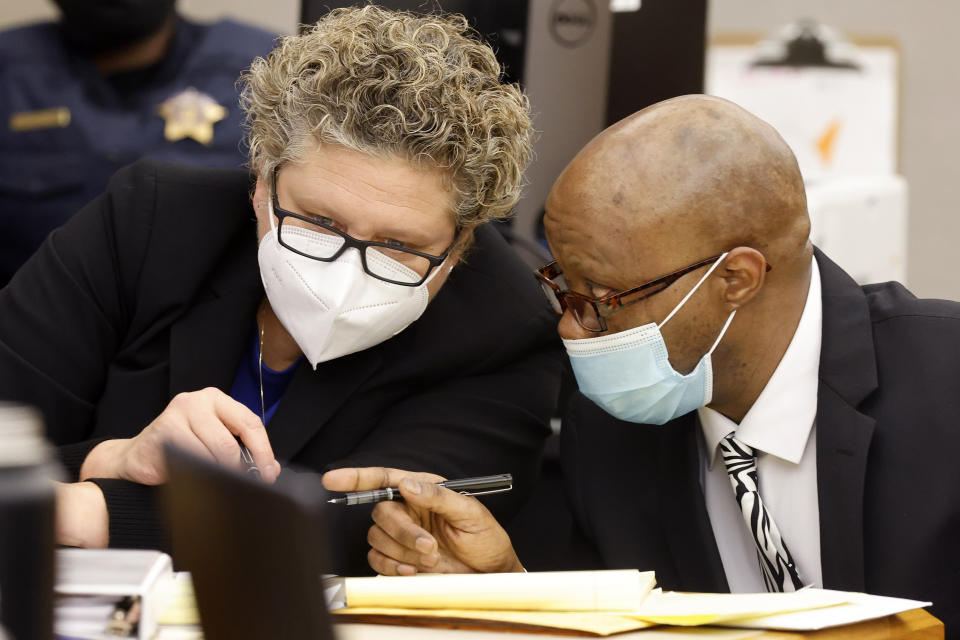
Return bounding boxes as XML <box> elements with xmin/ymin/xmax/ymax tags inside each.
<box><xmin>714</xmin><ymin>590</ymin><xmax>931</xmax><ymax>631</ymax></box>
<box><xmin>323</xmin><ymin>576</ymin><xmax>347</xmax><ymax>610</ymax></box>
<box><xmin>707</xmin><ymin>44</ymin><xmax>898</xmax><ymax>182</ymax></box>
<box><xmin>634</xmin><ymin>589</ymin><xmax>850</xmax><ymax>624</ymax></box>
<box><xmin>55</xmin><ymin>549</ymin><xmax>173</xmax><ymax>640</ymax></box>
<box><xmin>56</xmin><ymin>548</ymin><xmax>172</xmax><ymax>597</ymax></box>
<box><xmin>54</xmin><ymin>594</ymin><xmax>123</xmax><ymax>639</ymax></box>
<box><xmin>611</xmin><ymin>0</ymin><xmax>641</xmax><ymax>11</ymax></box>
<box><xmin>155</xmin><ymin>628</ymin><xmax>204</xmax><ymax>640</ymax></box>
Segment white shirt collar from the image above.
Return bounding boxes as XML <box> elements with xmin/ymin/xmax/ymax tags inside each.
<box><xmin>698</xmin><ymin>256</ymin><xmax>822</xmax><ymax>468</ymax></box>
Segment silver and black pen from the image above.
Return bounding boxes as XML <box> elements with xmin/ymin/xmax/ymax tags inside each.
<box><xmin>237</xmin><ymin>439</ymin><xmax>261</xmax><ymax>479</ymax></box>
<box><xmin>327</xmin><ymin>473</ymin><xmax>513</xmax><ymax>506</ymax></box>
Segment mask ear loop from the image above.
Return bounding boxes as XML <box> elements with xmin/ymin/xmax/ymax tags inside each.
<box><xmin>658</xmin><ymin>252</ymin><xmax>729</xmax><ymax>329</ymax></box>
<box><xmin>706</xmin><ymin>309</ymin><xmax>737</xmax><ymax>357</ymax></box>
<box><xmin>421</xmin><ymin>255</ymin><xmax>449</xmax><ymax>287</ymax></box>
<box><xmin>419</xmin><ymin>228</ymin><xmax>463</xmax><ymax>287</ymax></box>
<box><xmin>266</xmin><ymin>189</ymin><xmax>279</xmax><ymax>233</ymax></box>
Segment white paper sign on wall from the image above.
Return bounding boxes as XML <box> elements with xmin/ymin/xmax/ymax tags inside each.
<box><xmin>706</xmin><ymin>35</ymin><xmax>898</xmax><ymax>182</ymax></box>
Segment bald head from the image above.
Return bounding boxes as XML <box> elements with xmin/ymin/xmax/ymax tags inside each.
<box><xmin>546</xmin><ymin>96</ymin><xmax>816</xmax><ymax>422</ymax></box>
<box><xmin>545</xmin><ymin>95</ymin><xmax>810</xmax><ymax>287</ymax></box>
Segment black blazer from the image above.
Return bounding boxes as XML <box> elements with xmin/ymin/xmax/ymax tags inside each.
<box><xmin>0</xmin><ymin>160</ymin><xmax>562</xmax><ymax>575</ymax></box>
<box><xmin>560</xmin><ymin>249</ymin><xmax>960</xmax><ymax>632</ymax></box>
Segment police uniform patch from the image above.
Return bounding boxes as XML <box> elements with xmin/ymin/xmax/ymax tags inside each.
<box><xmin>157</xmin><ymin>87</ymin><xmax>227</xmax><ymax>145</ymax></box>
<box><xmin>9</xmin><ymin>107</ymin><xmax>71</xmax><ymax>132</ymax></box>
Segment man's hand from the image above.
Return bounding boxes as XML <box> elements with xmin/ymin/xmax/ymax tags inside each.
<box><xmin>79</xmin><ymin>388</ymin><xmax>281</xmax><ymax>485</ymax></box>
<box><xmin>323</xmin><ymin>467</ymin><xmax>523</xmax><ymax>576</ymax></box>
<box><xmin>55</xmin><ymin>481</ymin><xmax>108</xmax><ymax>548</ymax></box>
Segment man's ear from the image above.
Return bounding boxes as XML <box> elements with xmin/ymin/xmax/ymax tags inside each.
<box><xmin>720</xmin><ymin>246</ymin><xmax>769</xmax><ymax>310</ymax></box>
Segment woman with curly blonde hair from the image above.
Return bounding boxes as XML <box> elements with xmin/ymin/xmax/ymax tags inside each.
<box><xmin>0</xmin><ymin>6</ymin><xmax>559</xmax><ymax>574</ymax></box>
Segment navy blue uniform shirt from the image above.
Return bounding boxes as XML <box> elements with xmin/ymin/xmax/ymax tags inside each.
<box><xmin>0</xmin><ymin>17</ymin><xmax>276</xmax><ymax>286</ymax></box>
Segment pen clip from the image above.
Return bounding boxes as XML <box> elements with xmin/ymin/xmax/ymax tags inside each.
<box><xmin>459</xmin><ymin>484</ymin><xmax>513</xmax><ymax>497</ymax></box>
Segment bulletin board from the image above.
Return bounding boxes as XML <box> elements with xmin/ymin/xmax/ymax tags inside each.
<box><xmin>706</xmin><ymin>31</ymin><xmax>900</xmax><ymax>183</ymax></box>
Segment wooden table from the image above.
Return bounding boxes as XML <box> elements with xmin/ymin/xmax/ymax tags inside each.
<box><xmin>334</xmin><ymin>608</ymin><xmax>943</xmax><ymax>640</ymax></box>
<box><xmin>761</xmin><ymin>609</ymin><xmax>942</xmax><ymax>640</ymax></box>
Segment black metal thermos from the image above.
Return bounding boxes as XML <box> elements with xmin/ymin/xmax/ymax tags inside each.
<box><xmin>0</xmin><ymin>403</ymin><xmax>57</xmax><ymax>640</ymax></box>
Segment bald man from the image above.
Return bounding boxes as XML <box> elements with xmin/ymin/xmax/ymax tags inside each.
<box><xmin>323</xmin><ymin>96</ymin><xmax>960</xmax><ymax>628</ymax></box>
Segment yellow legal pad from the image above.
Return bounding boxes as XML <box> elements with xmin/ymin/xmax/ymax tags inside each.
<box><xmin>332</xmin><ymin>570</ymin><xmax>852</xmax><ymax>636</ymax></box>
<box><xmin>344</xmin><ymin>569</ymin><xmax>656</xmax><ymax>612</ymax></box>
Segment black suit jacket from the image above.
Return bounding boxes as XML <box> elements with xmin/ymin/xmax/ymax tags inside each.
<box><xmin>560</xmin><ymin>249</ymin><xmax>960</xmax><ymax>632</ymax></box>
<box><xmin>0</xmin><ymin>160</ymin><xmax>562</xmax><ymax>575</ymax></box>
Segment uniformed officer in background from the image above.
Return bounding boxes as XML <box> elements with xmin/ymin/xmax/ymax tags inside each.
<box><xmin>0</xmin><ymin>0</ymin><xmax>276</xmax><ymax>287</ymax></box>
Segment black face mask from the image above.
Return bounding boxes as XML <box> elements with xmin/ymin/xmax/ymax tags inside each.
<box><xmin>53</xmin><ymin>0</ymin><xmax>176</xmax><ymax>54</ymax></box>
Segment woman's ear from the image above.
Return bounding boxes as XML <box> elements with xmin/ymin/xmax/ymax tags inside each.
<box><xmin>450</xmin><ymin>224</ymin><xmax>477</xmax><ymax>264</ymax></box>
<box><xmin>252</xmin><ymin>176</ymin><xmax>267</xmax><ymax>212</ymax></box>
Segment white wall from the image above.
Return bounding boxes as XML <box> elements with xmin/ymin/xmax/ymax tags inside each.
<box><xmin>0</xmin><ymin>0</ymin><xmax>299</xmax><ymax>34</ymax></box>
<box><xmin>0</xmin><ymin>1</ymin><xmax>56</xmax><ymax>29</ymax></box>
<box><xmin>709</xmin><ymin>0</ymin><xmax>960</xmax><ymax>300</ymax></box>
<box><xmin>177</xmin><ymin>0</ymin><xmax>298</xmax><ymax>34</ymax></box>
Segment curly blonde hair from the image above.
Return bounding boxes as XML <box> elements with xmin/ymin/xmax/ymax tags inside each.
<box><xmin>239</xmin><ymin>5</ymin><xmax>533</xmax><ymax>227</ymax></box>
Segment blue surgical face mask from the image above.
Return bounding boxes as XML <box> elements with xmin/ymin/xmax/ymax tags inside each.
<box><xmin>562</xmin><ymin>253</ymin><xmax>735</xmax><ymax>425</ymax></box>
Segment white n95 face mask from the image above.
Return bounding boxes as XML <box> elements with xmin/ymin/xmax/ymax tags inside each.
<box><xmin>257</xmin><ymin>200</ymin><xmax>443</xmax><ymax>367</ymax></box>
<box><xmin>562</xmin><ymin>253</ymin><xmax>735</xmax><ymax>425</ymax></box>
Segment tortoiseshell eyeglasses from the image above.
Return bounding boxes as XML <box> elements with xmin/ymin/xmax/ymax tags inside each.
<box><xmin>535</xmin><ymin>254</ymin><xmax>769</xmax><ymax>333</ymax></box>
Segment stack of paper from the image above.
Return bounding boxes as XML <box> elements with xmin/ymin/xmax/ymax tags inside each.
<box><xmin>344</xmin><ymin>570</ymin><xmax>655</xmax><ymax>611</ymax></box>
<box><xmin>332</xmin><ymin>570</ymin><xmax>932</xmax><ymax>636</ymax></box>
<box><xmin>55</xmin><ymin>549</ymin><xmax>174</xmax><ymax>640</ymax></box>
<box><xmin>147</xmin><ymin>569</ymin><xmax>934</xmax><ymax>637</ymax></box>
<box><xmin>711</xmin><ymin>590</ymin><xmax>937</xmax><ymax>632</ymax></box>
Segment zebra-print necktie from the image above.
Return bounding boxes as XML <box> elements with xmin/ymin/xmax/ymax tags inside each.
<box><xmin>719</xmin><ymin>432</ymin><xmax>804</xmax><ymax>592</ymax></box>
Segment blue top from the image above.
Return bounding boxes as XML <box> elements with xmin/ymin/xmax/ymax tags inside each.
<box><xmin>228</xmin><ymin>328</ymin><xmax>300</xmax><ymax>426</ymax></box>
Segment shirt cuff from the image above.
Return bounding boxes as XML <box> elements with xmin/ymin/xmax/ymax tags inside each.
<box><xmin>85</xmin><ymin>478</ymin><xmax>168</xmax><ymax>551</ymax></box>
<box><xmin>57</xmin><ymin>439</ymin><xmax>107</xmax><ymax>480</ymax></box>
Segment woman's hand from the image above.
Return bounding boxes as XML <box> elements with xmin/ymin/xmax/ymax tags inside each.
<box><xmin>323</xmin><ymin>467</ymin><xmax>524</xmax><ymax>576</ymax></box>
<box><xmin>55</xmin><ymin>481</ymin><xmax>108</xmax><ymax>548</ymax></box>
<box><xmin>79</xmin><ymin>387</ymin><xmax>280</xmax><ymax>485</ymax></box>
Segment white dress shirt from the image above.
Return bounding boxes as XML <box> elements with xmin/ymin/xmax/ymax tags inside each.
<box><xmin>696</xmin><ymin>256</ymin><xmax>823</xmax><ymax>592</ymax></box>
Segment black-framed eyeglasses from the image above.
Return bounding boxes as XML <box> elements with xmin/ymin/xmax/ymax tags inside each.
<box><xmin>271</xmin><ymin>169</ymin><xmax>458</xmax><ymax>286</ymax></box>
<box><xmin>535</xmin><ymin>254</ymin><xmax>771</xmax><ymax>333</ymax></box>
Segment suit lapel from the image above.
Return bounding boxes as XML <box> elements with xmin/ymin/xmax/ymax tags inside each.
<box><xmin>267</xmin><ymin>347</ymin><xmax>382</xmax><ymax>462</ymax></box>
<box><xmin>813</xmin><ymin>249</ymin><xmax>878</xmax><ymax>592</ymax></box>
<box><xmin>169</xmin><ymin>294</ymin><xmax>261</xmax><ymax>395</ymax></box>
<box><xmin>815</xmin><ymin>384</ymin><xmax>874</xmax><ymax>591</ymax></box>
<box><xmin>658</xmin><ymin>413</ymin><xmax>729</xmax><ymax>592</ymax></box>
<box><xmin>168</xmin><ymin>241</ymin><xmax>263</xmax><ymax>397</ymax></box>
